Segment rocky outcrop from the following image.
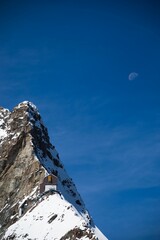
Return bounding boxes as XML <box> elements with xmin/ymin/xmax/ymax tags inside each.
<box><xmin>60</xmin><ymin>227</ymin><xmax>97</xmax><ymax>240</ymax></box>
<box><xmin>0</xmin><ymin>102</ymin><xmax>46</xmax><ymax>237</ymax></box>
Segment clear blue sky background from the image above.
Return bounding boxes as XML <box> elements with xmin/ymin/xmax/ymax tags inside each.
<box><xmin>0</xmin><ymin>1</ymin><xmax>160</xmax><ymax>239</ymax></box>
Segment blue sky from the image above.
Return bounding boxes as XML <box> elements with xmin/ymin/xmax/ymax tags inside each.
<box><xmin>0</xmin><ymin>1</ymin><xmax>160</xmax><ymax>239</ymax></box>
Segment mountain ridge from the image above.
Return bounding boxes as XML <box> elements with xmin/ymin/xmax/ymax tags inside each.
<box><xmin>0</xmin><ymin>101</ymin><xmax>108</xmax><ymax>240</ymax></box>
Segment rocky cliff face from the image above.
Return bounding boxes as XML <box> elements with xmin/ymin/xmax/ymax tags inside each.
<box><xmin>0</xmin><ymin>101</ymin><xmax>107</xmax><ymax>240</ymax></box>
<box><xmin>0</xmin><ymin>102</ymin><xmax>45</xmax><ymax>236</ymax></box>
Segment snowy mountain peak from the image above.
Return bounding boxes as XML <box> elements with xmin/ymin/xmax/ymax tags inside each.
<box><xmin>0</xmin><ymin>102</ymin><xmax>108</xmax><ymax>240</ymax></box>
<box><xmin>14</xmin><ymin>101</ymin><xmax>42</xmax><ymax>126</ymax></box>
<box><xmin>16</xmin><ymin>101</ymin><xmax>39</xmax><ymax>113</ymax></box>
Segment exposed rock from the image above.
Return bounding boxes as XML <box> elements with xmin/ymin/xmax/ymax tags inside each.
<box><xmin>0</xmin><ymin>102</ymin><xmax>45</xmax><ymax>237</ymax></box>
<box><xmin>60</xmin><ymin>227</ymin><xmax>97</xmax><ymax>240</ymax></box>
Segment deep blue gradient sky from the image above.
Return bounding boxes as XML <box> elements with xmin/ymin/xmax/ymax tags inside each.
<box><xmin>0</xmin><ymin>1</ymin><xmax>160</xmax><ymax>239</ymax></box>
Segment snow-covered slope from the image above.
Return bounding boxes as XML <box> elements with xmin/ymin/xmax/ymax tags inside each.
<box><xmin>4</xmin><ymin>194</ymin><xmax>107</xmax><ymax>240</ymax></box>
<box><xmin>0</xmin><ymin>101</ymin><xmax>108</xmax><ymax>240</ymax></box>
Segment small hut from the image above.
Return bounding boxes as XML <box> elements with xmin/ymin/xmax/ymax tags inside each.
<box><xmin>40</xmin><ymin>174</ymin><xmax>58</xmax><ymax>194</ymax></box>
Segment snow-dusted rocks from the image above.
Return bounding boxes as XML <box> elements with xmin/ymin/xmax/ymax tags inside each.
<box><xmin>0</xmin><ymin>101</ymin><xmax>108</xmax><ymax>240</ymax></box>
<box><xmin>0</xmin><ymin>107</ymin><xmax>10</xmax><ymax>142</ymax></box>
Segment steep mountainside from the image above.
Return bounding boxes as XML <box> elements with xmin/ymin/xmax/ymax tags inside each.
<box><xmin>0</xmin><ymin>101</ymin><xmax>108</xmax><ymax>240</ymax></box>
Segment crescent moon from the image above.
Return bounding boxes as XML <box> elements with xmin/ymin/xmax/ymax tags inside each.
<box><xmin>128</xmin><ymin>72</ymin><xmax>139</xmax><ymax>81</ymax></box>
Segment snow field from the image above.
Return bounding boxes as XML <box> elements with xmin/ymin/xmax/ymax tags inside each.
<box><xmin>5</xmin><ymin>194</ymin><xmax>87</xmax><ymax>240</ymax></box>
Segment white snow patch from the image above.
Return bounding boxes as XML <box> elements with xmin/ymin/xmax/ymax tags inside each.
<box><xmin>5</xmin><ymin>195</ymin><xmax>83</xmax><ymax>239</ymax></box>
<box><xmin>0</xmin><ymin>119</ymin><xmax>4</xmax><ymax>125</ymax></box>
<box><xmin>0</xmin><ymin>203</ymin><xmax>9</xmax><ymax>213</ymax></box>
<box><xmin>0</xmin><ymin>128</ymin><xmax>7</xmax><ymax>140</ymax></box>
<box><xmin>94</xmin><ymin>226</ymin><xmax>108</xmax><ymax>240</ymax></box>
<box><xmin>5</xmin><ymin>194</ymin><xmax>108</xmax><ymax>240</ymax></box>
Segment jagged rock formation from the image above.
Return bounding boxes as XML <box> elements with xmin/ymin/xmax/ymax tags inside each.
<box><xmin>0</xmin><ymin>101</ymin><xmax>107</xmax><ymax>240</ymax></box>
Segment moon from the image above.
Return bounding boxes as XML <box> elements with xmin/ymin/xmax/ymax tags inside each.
<box><xmin>128</xmin><ymin>72</ymin><xmax>139</xmax><ymax>81</ymax></box>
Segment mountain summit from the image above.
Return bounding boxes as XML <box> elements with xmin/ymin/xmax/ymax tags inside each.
<box><xmin>0</xmin><ymin>101</ymin><xmax>108</xmax><ymax>240</ymax></box>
